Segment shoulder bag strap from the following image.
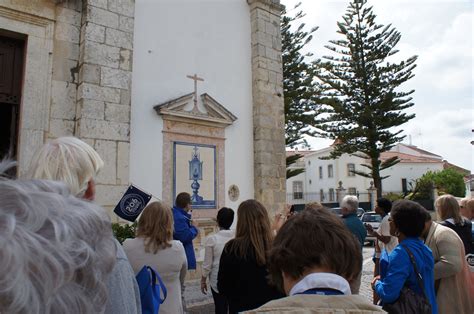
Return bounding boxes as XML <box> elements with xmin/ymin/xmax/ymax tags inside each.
<box><xmin>400</xmin><ymin>244</ymin><xmax>428</xmax><ymax>300</ymax></box>
<box><xmin>148</xmin><ymin>266</ymin><xmax>168</xmax><ymax>304</ymax></box>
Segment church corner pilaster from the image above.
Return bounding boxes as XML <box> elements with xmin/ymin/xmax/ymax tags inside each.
<box><xmin>76</xmin><ymin>0</ymin><xmax>136</xmax><ymax>216</ymax></box>
<box><xmin>248</xmin><ymin>0</ymin><xmax>286</xmax><ymax>215</ymax></box>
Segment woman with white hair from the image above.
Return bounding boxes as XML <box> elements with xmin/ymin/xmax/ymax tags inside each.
<box><xmin>0</xmin><ymin>169</ymin><xmax>116</xmax><ymax>313</ymax></box>
<box><xmin>26</xmin><ymin>136</ymin><xmax>141</xmax><ymax>314</ymax></box>
<box><xmin>28</xmin><ymin>136</ymin><xmax>104</xmax><ymax>200</ymax></box>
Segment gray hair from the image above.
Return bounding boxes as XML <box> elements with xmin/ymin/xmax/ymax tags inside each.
<box><xmin>27</xmin><ymin>137</ymin><xmax>104</xmax><ymax>197</ymax></box>
<box><xmin>341</xmin><ymin>195</ymin><xmax>359</xmax><ymax>212</ymax></box>
<box><xmin>0</xmin><ymin>170</ymin><xmax>116</xmax><ymax>313</ymax></box>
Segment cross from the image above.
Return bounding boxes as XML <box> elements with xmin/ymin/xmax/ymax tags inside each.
<box><xmin>186</xmin><ymin>73</ymin><xmax>204</xmax><ymax>110</ymax></box>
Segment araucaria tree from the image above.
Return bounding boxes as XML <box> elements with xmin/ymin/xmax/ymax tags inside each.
<box><xmin>282</xmin><ymin>4</ymin><xmax>319</xmax><ymax>178</ymax></box>
<box><xmin>316</xmin><ymin>0</ymin><xmax>417</xmax><ymax>197</ymax></box>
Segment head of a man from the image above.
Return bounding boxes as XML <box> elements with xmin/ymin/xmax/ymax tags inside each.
<box><xmin>0</xmin><ymin>170</ymin><xmax>116</xmax><ymax>313</ymax></box>
<box><xmin>341</xmin><ymin>195</ymin><xmax>359</xmax><ymax>216</ymax></box>
<box><xmin>27</xmin><ymin>137</ymin><xmax>104</xmax><ymax>200</ymax></box>
<box><xmin>268</xmin><ymin>208</ymin><xmax>362</xmax><ymax>295</ymax></box>
<box><xmin>217</xmin><ymin>207</ymin><xmax>234</xmax><ymax>230</ymax></box>
<box><xmin>375</xmin><ymin>198</ymin><xmax>392</xmax><ymax>216</ymax></box>
<box><xmin>175</xmin><ymin>192</ymin><xmax>192</xmax><ymax>212</ymax></box>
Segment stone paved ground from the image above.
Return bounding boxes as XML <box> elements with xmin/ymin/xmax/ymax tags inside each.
<box><xmin>185</xmin><ymin>246</ymin><xmax>377</xmax><ymax>313</ymax></box>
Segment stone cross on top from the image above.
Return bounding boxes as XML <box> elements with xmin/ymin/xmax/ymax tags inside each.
<box><xmin>186</xmin><ymin>73</ymin><xmax>204</xmax><ymax>111</ymax></box>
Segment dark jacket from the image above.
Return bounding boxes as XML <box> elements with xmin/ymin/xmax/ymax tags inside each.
<box><xmin>217</xmin><ymin>240</ymin><xmax>284</xmax><ymax>313</ymax></box>
<box><xmin>343</xmin><ymin>212</ymin><xmax>367</xmax><ymax>249</ymax></box>
<box><xmin>172</xmin><ymin>206</ymin><xmax>198</xmax><ymax>269</ymax></box>
<box><xmin>441</xmin><ymin>218</ymin><xmax>472</xmax><ymax>254</ymax></box>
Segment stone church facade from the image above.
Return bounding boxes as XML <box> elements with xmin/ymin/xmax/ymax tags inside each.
<box><xmin>0</xmin><ymin>0</ymin><xmax>286</xmax><ymax>221</ymax></box>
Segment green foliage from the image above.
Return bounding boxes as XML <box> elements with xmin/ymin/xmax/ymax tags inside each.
<box><xmin>315</xmin><ymin>0</ymin><xmax>417</xmax><ymax>198</ymax></box>
<box><xmin>112</xmin><ymin>222</ymin><xmax>137</xmax><ymax>244</ymax></box>
<box><xmin>408</xmin><ymin>168</ymin><xmax>466</xmax><ymax>199</ymax></box>
<box><xmin>282</xmin><ymin>3</ymin><xmax>320</xmax><ymax>148</ymax></box>
<box><xmin>383</xmin><ymin>192</ymin><xmax>404</xmax><ymax>202</ymax></box>
<box><xmin>428</xmin><ymin>168</ymin><xmax>465</xmax><ymax>197</ymax></box>
<box><xmin>406</xmin><ymin>176</ymin><xmax>433</xmax><ymax>200</ymax></box>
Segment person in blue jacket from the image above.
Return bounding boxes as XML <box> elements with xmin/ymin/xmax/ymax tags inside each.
<box><xmin>372</xmin><ymin>200</ymin><xmax>438</xmax><ymax>314</ymax></box>
<box><xmin>173</xmin><ymin>192</ymin><xmax>199</xmax><ymax>269</ymax></box>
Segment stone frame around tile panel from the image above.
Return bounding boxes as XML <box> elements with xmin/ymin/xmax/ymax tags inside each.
<box><xmin>157</xmin><ymin>93</ymin><xmax>236</xmax><ymax>220</ymax></box>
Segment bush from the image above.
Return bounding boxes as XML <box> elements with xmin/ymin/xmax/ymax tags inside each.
<box><xmin>112</xmin><ymin>222</ymin><xmax>137</xmax><ymax>244</ymax></box>
<box><xmin>408</xmin><ymin>168</ymin><xmax>466</xmax><ymax>199</ymax></box>
<box><xmin>384</xmin><ymin>192</ymin><xmax>404</xmax><ymax>202</ymax></box>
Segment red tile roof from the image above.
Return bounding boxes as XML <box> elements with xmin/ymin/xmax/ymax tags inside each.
<box><xmin>380</xmin><ymin>151</ymin><xmax>443</xmax><ymax>164</ymax></box>
<box><xmin>286</xmin><ymin>150</ymin><xmax>315</xmax><ymax>157</ymax></box>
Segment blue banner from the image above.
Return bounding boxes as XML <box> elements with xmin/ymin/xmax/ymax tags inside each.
<box><xmin>114</xmin><ymin>185</ymin><xmax>152</xmax><ymax>222</ymax></box>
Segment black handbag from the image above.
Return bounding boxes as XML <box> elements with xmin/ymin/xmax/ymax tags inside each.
<box><xmin>382</xmin><ymin>245</ymin><xmax>432</xmax><ymax>314</ymax></box>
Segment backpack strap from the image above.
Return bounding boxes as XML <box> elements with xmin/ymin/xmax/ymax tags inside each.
<box><xmin>148</xmin><ymin>266</ymin><xmax>167</xmax><ymax>304</ymax></box>
<box><xmin>400</xmin><ymin>244</ymin><xmax>428</xmax><ymax>300</ymax></box>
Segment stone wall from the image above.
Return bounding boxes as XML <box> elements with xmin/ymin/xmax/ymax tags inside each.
<box><xmin>75</xmin><ymin>0</ymin><xmax>135</xmax><ymax>216</ymax></box>
<box><xmin>248</xmin><ymin>0</ymin><xmax>286</xmax><ymax>215</ymax></box>
<box><xmin>0</xmin><ymin>0</ymin><xmax>134</xmax><ymax>217</ymax></box>
<box><xmin>49</xmin><ymin>0</ymin><xmax>82</xmax><ymax>139</ymax></box>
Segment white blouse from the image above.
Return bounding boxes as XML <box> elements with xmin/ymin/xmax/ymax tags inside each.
<box><xmin>202</xmin><ymin>229</ymin><xmax>234</xmax><ymax>292</ymax></box>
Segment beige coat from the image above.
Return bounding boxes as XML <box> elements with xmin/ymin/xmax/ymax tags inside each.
<box><xmin>243</xmin><ymin>295</ymin><xmax>385</xmax><ymax>313</ymax></box>
<box><xmin>425</xmin><ymin>222</ymin><xmax>474</xmax><ymax>313</ymax></box>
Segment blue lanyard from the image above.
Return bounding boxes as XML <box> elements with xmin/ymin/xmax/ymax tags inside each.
<box><xmin>296</xmin><ymin>288</ymin><xmax>344</xmax><ymax>296</ymax></box>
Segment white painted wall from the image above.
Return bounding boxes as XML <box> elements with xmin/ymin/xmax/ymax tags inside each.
<box><xmin>130</xmin><ymin>0</ymin><xmax>254</xmax><ymax>207</ymax></box>
<box><xmin>303</xmin><ymin>150</ymin><xmax>372</xmax><ymax>203</ymax></box>
<box><xmin>298</xmin><ymin>146</ymin><xmax>444</xmax><ymax>197</ymax></box>
<box><xmin>381</xmin><ymin>162</ymin><xmax>444</xmax><ymax>192</ymax></box>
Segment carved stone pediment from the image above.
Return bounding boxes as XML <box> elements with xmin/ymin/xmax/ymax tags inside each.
<box><xmin>154</xmin><ymin>93</ymin><xmax>237</xmax><ymax>127</ymax></box>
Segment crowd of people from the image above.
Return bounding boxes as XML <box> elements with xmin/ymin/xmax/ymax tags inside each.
<box><xmin>0</xmin><ymin>135</ymin><xmax>473</xmax><ymax>314</ymax></box>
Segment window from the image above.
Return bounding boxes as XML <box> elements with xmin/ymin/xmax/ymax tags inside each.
<box><xmin>309</xmin><ymin>179</ymin><xmax>312</xmax><ymax>185</ymax></box>
<box><xmin>348</xmin><ymin>187</ymin><xmax>357</xmax><ymax>195</ymax></box>
<box><xmin>292</xmin><ymin>181</ymin><xmax>303</xmax><ymax>200</ymax></box>
<box><xmin>320</xmin><ymin>189</ymin><xmax>325</xmax><ymax>201</ymax></box>
<box><xmin>328</xmin><ymin>165</ymin><xmax>333</xmax><ymax>178</ymax></box>
<box><xmin>319</xmin><ymin>166</ymin><xmax>323</xmax><ymax>179</ymax></box>
<box><xmin>308</xmin><ymin>160</ymin><xmax>311</xmax><ymax>166</ymax></box>
<box><xmin>347</xmin><ymin>163</ymin><xmax>355</xmax><ymax>177</ymax></box>
<box><xmin>329</xmin><ymin>188</ymin><xmax>335</xmax><ymax>202</ymax></box>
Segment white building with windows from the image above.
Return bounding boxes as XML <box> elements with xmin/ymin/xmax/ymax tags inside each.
<box><xmin>286</xmin><ymin>143</ymin><xmax>447</xmax><ymax>204</ymax></box>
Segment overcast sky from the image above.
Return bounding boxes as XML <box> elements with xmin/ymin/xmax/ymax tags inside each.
<box><xmin>280</xmin><ymin>0</ymin><xmax>473</xmax><ymax>171</ymax></box>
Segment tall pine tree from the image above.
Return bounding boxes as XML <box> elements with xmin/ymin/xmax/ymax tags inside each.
<box><xmin>316</xmin><ymin>0</ymin><xmax>417</xmax><ymax>197</ymax></box>
<box><xmin>282</xmin><ymin>4</ymin><xmax>319</xmax><ymax>178</ymax></box>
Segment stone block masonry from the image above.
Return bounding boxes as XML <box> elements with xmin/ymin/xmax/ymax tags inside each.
<box><xmin>75</xmin><ymin>0</ymin><xmax>136</xmax><ymax>215</ymax></box>
<box><xmin>248</xmin><ymin>0</ymin><xmax>287</xmax><ymax>216</ymax></box>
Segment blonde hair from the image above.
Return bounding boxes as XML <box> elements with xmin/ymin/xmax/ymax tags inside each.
<box><xmin>305</xmin><ymin>201</ymin><xmax>324</xmax><ymax>211</ymax></box>
<box><xmin>27</xmin><ymin>137</ymin><xmax>104</xmax><ymax>197</ymax></box>
<box><xmin>136</xmin><ymin>202</ymin><xmax>173</xmax><ymax>253</ymax></box>
<box><xmin>436</xmin><ymin>194</ymin><xmax>462</xmax><ymax>224</ymax></box>
<box><xmin>230</xmin><ymin>199</ymin><xmax>273</xmax><ymax>266</ymax></box>
<box><xmin>460</xmin><ymin>198</ymin><xmax>474</xmax><ymax>220</ymax></box>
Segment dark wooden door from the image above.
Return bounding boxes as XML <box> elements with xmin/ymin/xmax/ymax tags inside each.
<box><xmin>0</xmin><ymin>35</ymin><xmax>24</xmax><ymax>165</ymax></box>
